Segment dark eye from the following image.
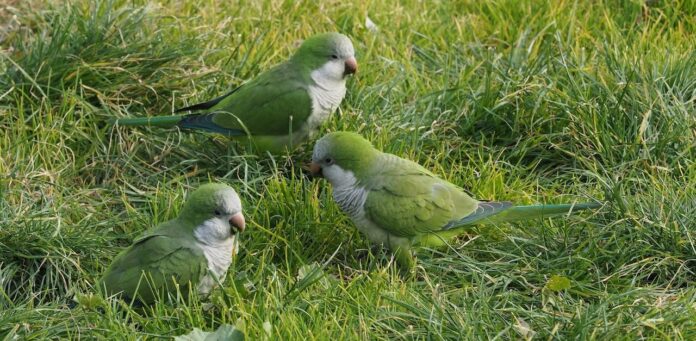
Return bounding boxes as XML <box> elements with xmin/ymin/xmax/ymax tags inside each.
<box><xmin>325</xmin><ymin>157</ymin><xmax>334</xmax><ymax>165</ymax></box>
<box><xmin>214</xmin><ymin>210</ymin><xmax>222</xmax><ymax>216</ymax></box>
<box><xmin>331</xmin><ymin>54</ymin><xmax>338</xmax><ymax>59</ymax></box>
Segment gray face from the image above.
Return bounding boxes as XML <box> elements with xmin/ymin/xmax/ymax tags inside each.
<box><xmin>311</xmin><ymin>137</ymin><xmax>330</xmax><ymax>164</ymax></box>
<box><xmin>182</xmin><ymin>184</ymin><xmax>245</xmax><ymax>234</ymax></box>
<box><xmin>315</xmin><ymin>34</ymin><xmax>357</xmax><ymax>80</ymax></box>
<box><xmin>211</xmin><ymin>188</ymin><xmax>243</xmax><ymax>217</ymax></box>
<box><xmin>332</xmin><ymin>35</ymin><xmax>355</xmax><ymax>59</ymax></box>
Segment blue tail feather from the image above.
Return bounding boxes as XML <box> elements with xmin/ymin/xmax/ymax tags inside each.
<box><xmin>178</xmin><ymin>114</ymin><xmax>244</xmax><ymax>136</ymax></box>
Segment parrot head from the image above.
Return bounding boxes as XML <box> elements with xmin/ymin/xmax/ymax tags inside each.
<box><xmin>292</xmin><ymin>32</ymin><xmax>357</xmax><ymax>80</ymax></box>
<box><xmin>179</xmin><ymin>183</ymin><xmax>245</xmax><ymax>235</ymax></box>
<box><xmin>309</xmin><ymin>132</ymin><xmax>378</xmax><ymax>186</ymax></box>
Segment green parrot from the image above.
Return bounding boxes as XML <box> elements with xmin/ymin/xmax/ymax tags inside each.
<box><xmin>100</xmin><ymin>183</ymin><xmax>246</xmax><ymax>304</ymax></box>
<box><xmin>309</xmin><ymin>132</ymin><xmax>601</xmax><ymax>269</ymax></box>
<box><xmin>110</xmin><ymin>32</ymin><xmax>357</xmax><ymax>154</ymax></box>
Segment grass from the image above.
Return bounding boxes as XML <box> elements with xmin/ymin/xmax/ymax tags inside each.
<box><xmin>1</xmin><ymin>0</ymin><xmax>694</xmax><ymax>339</ymax></box>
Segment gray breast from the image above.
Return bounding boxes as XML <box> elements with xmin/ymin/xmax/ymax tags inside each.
<box><xmin>333</xmin><ymin>186</ymin><xmax>368</xmax><ymax>218</ymax></box>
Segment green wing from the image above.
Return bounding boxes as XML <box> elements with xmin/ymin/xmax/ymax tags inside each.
<box><xmin>188</xmin><ymin>63</ymin><xmax>313</xmax><ymax>136</ymax></box>
<box><xmin>362</xmin><ymin>157</ymin><xmax>479</xmax><ymax>238</ymax></box>
<box><xmin>100</xmin><ymin>225</ymin><xmax>207</xmax><ymax>304</ymax></box>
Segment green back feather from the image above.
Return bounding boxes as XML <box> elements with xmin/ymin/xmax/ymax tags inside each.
<box><xmin>99</xmin><ymin>223</ymin><xmax>207</xmax><ymax>304</ymax></box>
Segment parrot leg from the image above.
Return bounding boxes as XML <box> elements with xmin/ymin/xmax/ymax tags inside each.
<box><xmin>393</xmin><ymin>246</ymin><xmax>415</xmax><ymax>270</ymax></box>
<box><xmin>387</xmin><ymin>235</ymin><xmax>416</xmax><ymax>275</ymax></box>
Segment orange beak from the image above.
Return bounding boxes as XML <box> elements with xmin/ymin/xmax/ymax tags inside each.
<box><xmin>229</xmin><ymin>212</ymin><xmax>245</xmax><ymax>233</ymax></box>
<box><xmin>344</xmin><ymin>57</ymin><xmax>357</xmax><ymax>76</ymax></box>
<box><xmin>307</xmin><ymin>161</ymin><xmax>323</xmax><ymax>178</ymax></box>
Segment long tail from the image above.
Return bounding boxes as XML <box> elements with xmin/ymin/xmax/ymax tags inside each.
<box><xmin>446</xmin><ymin>202</ymin><xmax>601</xmax><ymax>229</ymax></box>
<box><xmin>482</xmin><ymin>202</ymin><xmax>600</xmax><ymax>224</ymax></box>
<box><xmin>417</xmin><ymin>201</ymin><xmax>601</xmax><ymax>247</ymax></box>
<box><xmin>109</xmin><ymin>114</ymin><xmax>244</xmax><ymax>136</ymax></box>
<box><xmin>108</xmin><ymin>115</ymin><xmax>185</xmax><ymax>128</ymax></box>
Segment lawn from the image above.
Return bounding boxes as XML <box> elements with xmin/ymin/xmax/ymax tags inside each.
<box><xmin>1</xmin><ymin>0</ymin><xmax>694</xmax><ymax>339</ymax></box>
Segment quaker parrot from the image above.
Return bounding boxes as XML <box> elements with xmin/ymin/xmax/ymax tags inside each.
<box><xmin>309</xmin><ymin>132</ymin><xmax>601</xmax><ymax>270</ymax></box>
<box><xmin>100</xmin><ymin>183</ymin><xmax>246</xmax><ymax>304</ymax></box>
<box><xmin>111</xmin><ymin>32</ymin><xmax>357</xmax><ymax>154</ymax></box>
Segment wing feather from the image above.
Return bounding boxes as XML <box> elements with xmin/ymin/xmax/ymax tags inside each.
<box><xmin>101</xmin><ymin>230</ymin><xmax>207</xmax><ymax>304</ymax></box>
<box><xmin>186</xmin><ymin>63</ymin><xmax>312</xmax><ymax>136</ymax></box>
<box><xmin>362</xmin><ymin>157</ymin><xmax>479</xmax><ymax>238</ymax></box>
